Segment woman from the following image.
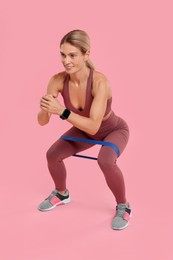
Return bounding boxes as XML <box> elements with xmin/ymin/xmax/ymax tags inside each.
<box><xmin>37</xmin><ymin>30</ymin><xmax>131</xmax><ymax>230</ymax></box>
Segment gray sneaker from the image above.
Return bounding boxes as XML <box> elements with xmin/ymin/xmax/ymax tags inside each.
<box><xmin>38</xmin><ymin>189</ymin><xmax>70</xmax><ymax>211</ymax></box>
<box><xmin>112</xmin><ymin>203</ymin><xmax>131</xmax><ymax>230</ymax></box>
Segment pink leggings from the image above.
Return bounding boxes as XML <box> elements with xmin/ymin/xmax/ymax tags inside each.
<box><xmin>46</xmin><ymin>113</ymin><xmax>129</xmax><ymax>204</ymax></box>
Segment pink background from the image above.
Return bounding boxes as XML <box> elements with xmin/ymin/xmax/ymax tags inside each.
<box><xmin>1</xmin><ymin>0</ymin><xmax>173</xmax><ymax>259</ymax></box>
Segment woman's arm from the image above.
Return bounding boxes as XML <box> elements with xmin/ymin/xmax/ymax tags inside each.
<box><xmin>67</xmin><ymin>78</ymin><xmax>110</xmax><ymax>135</ymax></box>
<box><xmin>37</xmin><ymin>73</ymin><xmax>64</xmax><ymax>126</ymax></box>
<box><xmin>37</xmin><ymin>109</ymin><xmax>52</xmax><ymax>126</ymax></box>
<box><xmin>40</xmin><ymin>74</ymin><xmax>111</xmax><ymax>135</ymax></box>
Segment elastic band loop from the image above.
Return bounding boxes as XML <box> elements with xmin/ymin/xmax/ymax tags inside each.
<box><xmin>73</xmin><ymin>154</ymin><xmax>97</xmax><ymax>160</ymax></box>
<box><xmin>60</xmin><ymin>136</ymin><xmax>120</xmax><ymax>158</ymax></box>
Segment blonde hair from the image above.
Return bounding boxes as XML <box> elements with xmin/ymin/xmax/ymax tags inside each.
<box><xmin>60</xmin><ymin>30</ymin><xmax>95</xmax><ymax>70</ymax></box>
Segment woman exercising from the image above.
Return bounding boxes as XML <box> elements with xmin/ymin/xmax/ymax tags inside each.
<box><xmin>37</xmin><ymin>30</ymin><xmax>131</xmax><ymax>230</ymax></box>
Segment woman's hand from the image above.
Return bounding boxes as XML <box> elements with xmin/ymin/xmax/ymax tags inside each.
<box><xmin>40</xmin><ymin>94</ymin><xmax>64</xmax><ymax>115</ymax></box>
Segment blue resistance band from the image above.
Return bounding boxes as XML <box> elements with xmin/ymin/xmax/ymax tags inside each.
<box><xmin>60</xmin><ymin>136</ymin><xmax>120</xmax><ymax>160</ymax></box>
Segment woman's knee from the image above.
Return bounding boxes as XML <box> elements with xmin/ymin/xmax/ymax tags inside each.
<box><xmin>97</xmin><ymin>154</ymin><xmax>115</xmax><ymax>170</ymax></box>
<box><xmin>97</xmin><ymin>146</ymin><xmax>118</xmax><ymax>169</ymax></box>
<box><xmin>46</xmin><ymin>146</ymin><xmax>61</xmax><ymax>163</ymax></box>
<box><xmin>46</xmin><ymin>147</ymin><xmax>54</xmax><ymax>162</ymax></box>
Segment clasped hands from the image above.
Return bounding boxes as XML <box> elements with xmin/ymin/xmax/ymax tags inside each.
<box><xmin>40</xmin><ymin>94</ymin><xmax>64</xmax><ymax>115</ymax></box>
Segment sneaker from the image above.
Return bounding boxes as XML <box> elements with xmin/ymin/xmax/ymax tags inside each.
<box><xmin>38</xmin><ymin>189</ymin><xmax>70</xmax><ymax>211</ymax></box>
<box><xmin>112</xmin><ymin>203</ymin><xmax>131</xmax><ymax>230</ymax></box>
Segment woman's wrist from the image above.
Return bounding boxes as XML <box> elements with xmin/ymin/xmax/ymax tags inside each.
<box><xmin>57</xmin><ymin>106</ymin><xmax>66</xmax><ymax>116</ymax></box>
<box><xmin>59</xmin><ymin>108</ymin><xmax>71</xmax><ymax>120</ymax></box>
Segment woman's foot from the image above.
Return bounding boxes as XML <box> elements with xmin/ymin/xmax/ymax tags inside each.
<box><xmin>112</xmin><ymin>203</ymin><xmax>131</xmax><ymax>230</ymax></box>
<box><xmin>38</xmin><ymin>189</ymin><xmax>70</xmax><ymax>211</ymax></box>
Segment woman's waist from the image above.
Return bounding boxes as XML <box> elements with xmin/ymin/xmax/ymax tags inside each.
<box><xmin>102</xmin><ymin>110</ymin><xmax>113</xmax><ymax>121</ymax></box>
<box><xmin>102</xmin><ymin>110</ymin><xmax>128</xmax><ymax>128</ymax></box>
<box><xmin>87</xmin><ymin>111</ymin><xmax>129</xmax><ymax>140</ymax></box>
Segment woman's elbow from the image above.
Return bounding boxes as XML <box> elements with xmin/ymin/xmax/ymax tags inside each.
<box><xmin>89</xmin><ymin>130</ymin><xmax>98</xmax><ymax>135</ymax></box>
<box><xmin>37</xmin><ymin>111</ymin><xmax>50</xmax><ymax>126</ymax></box>
<box><xmin>37</xmin><ymin>116</ymin><xmax>49</xmax><ymax>126</ymax></box>
<box><xmin>38</xmin><ymin>121</ymin><xmax>48</xmax><ymax>126</ymax></box>
<box><xmin>87</xmin><ymin>123</ymin><xmax>100</xmax><ymax>135</ymax></box>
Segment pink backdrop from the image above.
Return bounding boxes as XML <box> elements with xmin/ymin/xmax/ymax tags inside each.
<box><xmin>1</xmin><ymin>0</ymin><xmax>173</xmax><ymax>259</ymax></box>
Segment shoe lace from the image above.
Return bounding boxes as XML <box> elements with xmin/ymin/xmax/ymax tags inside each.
<box><xmin>116</xmin><ymin>205</ymin><xmax>126</xmax><ymax>218</ymax></box>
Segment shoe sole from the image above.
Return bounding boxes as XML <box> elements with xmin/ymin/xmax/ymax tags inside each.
<box><xmin>112</xmin><ymin>221</ymin><xmax>129</xmax><ymax>230</ymax></box>
<box><xmin>38</xmin><ymin>197</ymin><xmax>71</xmax><ymax>212</ymax></box>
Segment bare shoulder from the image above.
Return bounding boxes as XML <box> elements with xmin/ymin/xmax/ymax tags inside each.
<box><xmin>49</xmin><ymin>71</ymin><xmax>67</xmax><ymax>90</ymax></box>
<box><xmin>47</xmin><ymin>71</ymin><xmax>67</xmax><ymax>96</ymax></box>
<box><xmin>92</xmin><ymin>70</ymin><xmax>112</xmax><ymax>98</ymax></box>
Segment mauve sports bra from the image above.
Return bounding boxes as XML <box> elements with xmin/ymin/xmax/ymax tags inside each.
<box><xmin>61</xmin><ymin>69</ymin><xmax>112</xmax><ymax>117</ymax></box>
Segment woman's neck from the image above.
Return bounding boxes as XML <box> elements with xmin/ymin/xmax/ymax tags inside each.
<box><xmin>69</xmin><ymin>66</ymin><xmax>90</xmax><ymax>87</ymax></box>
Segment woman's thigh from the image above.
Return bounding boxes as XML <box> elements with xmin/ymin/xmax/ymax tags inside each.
<box><xmin>47</xmin><ymin>127</ymin><xmax>95</xmax><ymax>160</ymax></box>
<box><xmin>102</xmin><ymin>127</ymin><xmax>129</xmax><ymax>157</ymax></box>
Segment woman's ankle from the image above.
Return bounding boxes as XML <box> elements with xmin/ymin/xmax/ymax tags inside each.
<box><xmin>57</xmin><ymin>189</ymin><xmax>67</xmax><ymax>195</ymax></box>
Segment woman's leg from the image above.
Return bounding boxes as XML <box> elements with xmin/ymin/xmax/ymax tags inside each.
<box><xmin>97</xmin><ymin>127</ymin><xmax>129</xmax><ymax>204</ymax></box>
<box><xmin>46</xmin><ymin>127</ymin><xmax>94</xmax><ymax>191</ymax></box>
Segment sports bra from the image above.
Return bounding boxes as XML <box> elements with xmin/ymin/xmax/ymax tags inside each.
<box><xmin>61</xmin><ymin>69</ymin><xmax>112</xmax><ymax>117</ymax></box>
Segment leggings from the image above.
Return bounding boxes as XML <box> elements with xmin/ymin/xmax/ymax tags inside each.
<box><xmin>46</xmin><ymin>113</ymin><xmax>129</xmax><ymax>204</ymax></box>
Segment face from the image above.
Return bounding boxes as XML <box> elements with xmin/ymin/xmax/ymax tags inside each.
<box><xmin>60</xmin><ymin>42</ymin><xmax>89</xmax><ymax>74</ymax></box>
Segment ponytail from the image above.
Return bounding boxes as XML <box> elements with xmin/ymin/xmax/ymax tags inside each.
<box><xmin>86</xmin><ymin>59</ymin><xmax>95</xmax><ymax>70</ymax></box>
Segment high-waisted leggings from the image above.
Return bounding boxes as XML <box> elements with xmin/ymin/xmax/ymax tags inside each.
<box><xmin>46</xmin><ymin>112</ymin><xmax>129</xmax><ymax>204</ymax></box>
